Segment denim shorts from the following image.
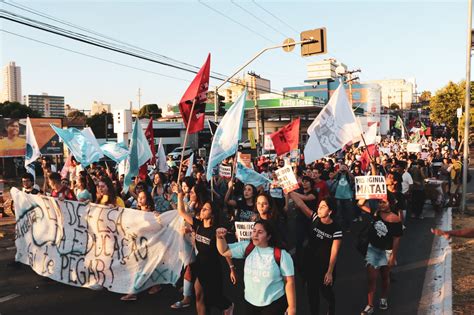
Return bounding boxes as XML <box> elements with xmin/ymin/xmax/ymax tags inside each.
<box><xmin>365</xmin><ymin>244</ymin><xmax>392</xmax><ymax>269</ymax></box>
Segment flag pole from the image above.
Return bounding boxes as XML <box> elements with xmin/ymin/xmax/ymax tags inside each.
<box><xmin>177</xmin><ymin>98</ymin><xmax>197</xmax><ymax>182</ymax></box>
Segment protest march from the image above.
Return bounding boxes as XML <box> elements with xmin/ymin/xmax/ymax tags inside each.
<box><xmin>2</xmin><ymin>53</ymin><xmax>469</xmax><ymax>315</ymax></box>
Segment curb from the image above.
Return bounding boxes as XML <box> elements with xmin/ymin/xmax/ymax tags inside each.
<box><xmin>417</xmin><ymin>207</ymin><xmax>452</xmax><ymax>315</ymax></box>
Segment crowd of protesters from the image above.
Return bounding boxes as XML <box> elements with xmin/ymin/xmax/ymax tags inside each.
<box><xmin>16</xmin><ymin>133</ymin><xmax>468</xmax><ymax>315</ymax></box>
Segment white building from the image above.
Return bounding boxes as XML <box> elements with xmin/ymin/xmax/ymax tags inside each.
<box><xmin>307</xmin><ymin>58</ymin><xmax>347</xmax><ymax>80</ymax></box>
<box><xmin>91</xmin><ymin>101</ymin><xmax>111</xmax><ymax>115</ymax></box>
<box><xmin>366</xmin><ymin>79</ymin><xmax>415</xmax><ymax>109</ymax></box>
<box><xmin>1</xmin><ymin>61</ymin><xmax>22</xmax><ymax>103</ymax></box>
<box><xmin>222</xmin><ymin>74</ymin><xmax>271</xmax><ymax>102</ymax></box>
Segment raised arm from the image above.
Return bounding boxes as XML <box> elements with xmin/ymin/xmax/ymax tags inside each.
<box><xmin>288</xmin><ymin>191</ymin><xmax>313</xmax><ymax>219</ymax></box>
<box><xmin>177</xmin><ymin>191</ymin><xmax>193</xmax><ymax>225</ymax></box>
<box><xmin>216</xmin><ymin>228</ymin><xmax>233</xmax><ymax>258</ymax></box>
<box><xmin>224</xmin><ymin>180</ymin><xmax>237</xmax><ymax>208</ymax></box>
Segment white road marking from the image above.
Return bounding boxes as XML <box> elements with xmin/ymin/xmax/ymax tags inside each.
<box><xmin>0</xmin><ymin>294</ymin><xmax>20</xmax><ymax>303</ymax></box>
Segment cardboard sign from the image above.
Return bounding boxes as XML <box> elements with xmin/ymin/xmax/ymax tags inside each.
<box><xmin>219</xmin><ymin>164</ymin><xmax>232</xmax><ymax>178</ymax></box>
<box><xmin>407</xmin><ymin>143</ymin><xmax>422</xmax><ymax>153</ymax></box>
<box><xmin>355</xmin><ymin>176</ymin><xmax>387</xmax><ymax>200</ymax></box>
<box><xmin>275</xmin><ymin>165</ymin><xmax>299</xmax><ymax>194</ymax></box>
<box><xmin>235</xmin><ymin>221</ymin><xmax>255</xmax><ymax>242</ymax></box>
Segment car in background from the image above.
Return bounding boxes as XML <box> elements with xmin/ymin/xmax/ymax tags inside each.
<box><xmin>238</xmin><ymin>140</ymin><xmax>253</xmax><ymax>150</ymax></box>
<box><xmin>167</xmin><ymin>146</ymin><xmax>193</xmax><ymax>162</ymax></box>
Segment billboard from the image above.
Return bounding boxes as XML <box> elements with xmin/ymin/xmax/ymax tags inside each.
<box><xmin>0</xmin><ymin>118</ymin><xmax>63</xmax><ymax>158</ymax></box>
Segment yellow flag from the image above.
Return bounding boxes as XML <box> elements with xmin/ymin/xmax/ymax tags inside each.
<box><xmin>249</xmin><ymin>129</ymin><xmax>257</xmax><ymax>149</ymax></box>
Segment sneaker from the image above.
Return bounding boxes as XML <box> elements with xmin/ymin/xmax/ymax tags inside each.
<box><xmin>361</xmin><ymin>305</ymin><xmax>374</xmax><ymax>314</ymax></box>
<box><xmin>223</xmin><ymin>302</ymin><xmax>234</xmax><ymax>315</ymax></box>
<box><xmin>379</xmin><ymin>298</ymin><xmax>388</xmax><ymax>310</ymax></box>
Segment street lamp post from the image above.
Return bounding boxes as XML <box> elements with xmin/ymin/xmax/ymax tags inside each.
<box><xmin>461</xmin><ymin>0</ymin><xmax>473</xmax><ymax>213</ymax></box>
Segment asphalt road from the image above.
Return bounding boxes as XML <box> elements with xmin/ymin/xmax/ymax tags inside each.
<box><xmin>0</xmin><ymin>197</ymin><xmax>449</xmax><ymax>315</ymax></box>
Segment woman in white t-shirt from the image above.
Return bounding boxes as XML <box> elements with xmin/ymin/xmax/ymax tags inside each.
<box><xmin>216</xmin><ymin>220</ymin><xmax>296</xmax><ymax>315</ymax></box>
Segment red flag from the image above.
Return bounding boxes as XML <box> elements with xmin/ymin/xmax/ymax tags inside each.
<box><xmin>270</xmin><ymin>118</ymin><xmax>300</xmax><ymax>156</ymax></box>
<box><xmin>179</xmin><ymin>54</ymin><xmax>211</xmax><ymax>134</ymax></box>
<box><xmin>360</xmin><ymin>144</ymin><xmax>379</xmax><ymax>172</ymax></box>
<box><xmin>139</xmin><ymin>118</ymin><xmax>156</xmax><ymax>180</ymax></box>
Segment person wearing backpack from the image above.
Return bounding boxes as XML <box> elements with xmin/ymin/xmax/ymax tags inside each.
<box><xmin>216</xmin><ymin>220</ymin><xmax>296</xmax><ymax>315</ymax></box>
<box><xmin>289</xmin><ymin>194</ymin><xmax>342</xmax><ymax>315</ymax></box>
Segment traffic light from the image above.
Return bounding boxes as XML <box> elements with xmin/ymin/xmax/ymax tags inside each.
<box><xmin>300</xmin><ymin>27</ymin><xmax>327</xmax><ymax>57</ymax></box>
<box><xmin>217</xmin><ymin>94</ymin><xmax>226</xmax><ymax>115</ymax></box>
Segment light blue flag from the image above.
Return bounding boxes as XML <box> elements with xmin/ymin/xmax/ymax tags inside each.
<box><xmin>100</xmin><ymin>142</ymin><xmax>130</xmax><ymax>163</ymax></box>
<box><xmin>236</xmin><ymin>162</ymin><xmax>271</xmax><ymax>187</ymax></box>
<box><xmin>51</xmin><ymin>125</ymin><xmax>103</xmax><ymax>167</ymax></box>
<box><xmin>123</xmin><ymin>120</ymin><xmax>153</xmax><ymax>193</ymax></box>
<box><xmin>206</xmin><ymin>89</ymin><xmax>247</xmax><ymax>180</ymax></box>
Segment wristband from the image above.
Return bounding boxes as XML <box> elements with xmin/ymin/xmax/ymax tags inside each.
<box><xmin>229</xmin><ymin>265</ymin><xmax>235</xmax><ymax>269</ymax></box>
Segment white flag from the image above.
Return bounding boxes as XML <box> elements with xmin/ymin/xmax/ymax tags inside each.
<box><xmin>358</xmin><ymin>123</ymin><xmax>378</xmax><ymax>148</ymax></box>
<box><xmin>157</xmin><ymin>138</ymin><xmax>169</xmax><ymax>173</ymax></box>
<box><xmin>304</xmin><ymin>83</ymin><xmax>361</xmax><ymax>164</ymax></box>
<box><xmin>25</xmin><ymin>117</ymin><xmax>40</xmax><ymax>166</ymax></box>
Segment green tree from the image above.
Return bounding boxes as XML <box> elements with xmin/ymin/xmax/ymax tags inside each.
<box><xmin>86</xmin><ymin>111</ymin><xmax>115</xmax><ymax>139</ymax></box>
<box><xmin>67</xmin><ymin>110</ymin><xmax>86</xmax><ymax>119</ymax></box>
<box><xmin>0</xmin><ymin>101</ymin><xmax>42</xmax><ymax>118</ymax></box>
<box><xmin>429</xmin><ymin>81</ymin><xmax>473</xmax><ymax>135</ymax></box>
<box><xmin>138</xmin><ymin>104</ymin><xmax>162</xmax><ymax>119</ymax></box>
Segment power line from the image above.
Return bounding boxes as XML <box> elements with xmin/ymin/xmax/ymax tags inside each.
<box><xmin>198</xmin><ymin>0</ymin><xmax>275</xmax><ymax>44</ymax></box>
<box><xmin>252</xmin><ymin>0</ymin><xmax>299</xmax><ymax>34</ymax></box>
<box><xmin>0</xmin><ymin>9</ymin><xmax>323</xmax><ymax>105</ymax></box>
<box><xmin>1</xmin><ymin>29</ymin><xmax>190</xmax><ymax>82</ymax></box>
<box><xmin>230</xmin><ymin>0</ymin><xmax>290</xmax><ymax>39</ymax></box>
<box><xmin>3</xmin><ymin>0</ymin><xmax>234</xmax><ymax>80</ymax></box>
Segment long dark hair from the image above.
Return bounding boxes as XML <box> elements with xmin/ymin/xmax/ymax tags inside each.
<box><xmin>253</xmin><ymin>219</ymin><xmax>282</xmax><ymax>249</ymax></box>
<box><xmin>99</xmin><ymin>176</ymin><xmax>118</xmax><ymax>205</ymax></box>
<box><xmin>254</xmin><ymin>192</ymin><xmax>279</xmax><ymax>221</ymax></box>
<box><xmin>138</xmin><ymin>189</ymin><xmax>155</xmax><ymax>211</ymax></box>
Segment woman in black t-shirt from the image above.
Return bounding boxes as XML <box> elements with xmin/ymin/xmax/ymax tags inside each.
<box><xmin>177</xmin><ymin>190</ymin><xmax>235</xmax><ymax>315</ymax></box>
<box><xmin>357</xmin><ymin>198</ymin><xmax>403</xmax><ymax>314</ymax></box>
<box><xmin>290</xmin><ymin>194</ymin><xmax>342</xmax><ymax>315</ymax></box>
<box><xmin>225</xmin><ymin>180</ymin><xmax>257</xmax><ymax>222</ymax></box>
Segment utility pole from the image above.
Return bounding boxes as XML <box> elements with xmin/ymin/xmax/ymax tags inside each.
<box><xmin>461</xmin><ymin>0</ymin><xmax>472</xmax><ymax>214</ymax></box>
<box><xmin>395</xmin><ymin>89</ymin><xmax>407</xmax><ymax>124</ymax></box>
<box><xmin>248</xmin><ymin>71</ymin><xmax>261</xmax><ymax>151</ymax></box>
<box><xmin>137</xmin><ymin>88</ymin><xmax>142</xmax><ymax>110</ymax></box>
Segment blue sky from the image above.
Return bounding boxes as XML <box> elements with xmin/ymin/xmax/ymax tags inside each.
<box><xmin>0</xmin><ymin>0</ymin><xmax>469</xmax><ymax>111</ymax></box>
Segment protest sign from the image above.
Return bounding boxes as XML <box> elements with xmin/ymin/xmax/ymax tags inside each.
<box><xmin>11</xmin><ymin>188</ymin><xmax>193</xmax><ymax>294</ymax></box>
<box><xmin>407</xmin><ymin>143</ymin><xmax>422</xmax><ymax>153</ymax></box>
<box><xmin>219</xmin><ymin>164</ymin><xmax>232</xmax><ymax>178</ymax></box>
<box><xmin>275</xmin><ymin>165</ymin><xmax>299</xmax><ymax>194</ymax></box>
<box><xmin>379</xmin><ymin>147</ymin><xmax>391</xmax><ymax>155</ymax></box>
<box><xmin>290</xmin><ymin>149</ymin><xmax>300</xmax><ymax>163</ymax></box>
<box><xmin>355</xmin><ymin>176</ymin><xmax>387</xmax><ymax>200</ymax></box>
<box><xmin>264</xmin><ymin>134</ymin><xmax>275</xmax><ymax>151</ymax></box>
<box><xmin>235</xmin><ymin>221</ymin><xmax>255</xmax><ymax>242</ymax></box>
<box><xmin>238</xmin><ymin>152</ymin><xmax>253</xmax><ymax>169</ymax></box>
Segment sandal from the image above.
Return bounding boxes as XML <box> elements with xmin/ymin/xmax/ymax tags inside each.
<box><xmin>148</xmin><ymin>285</ymin><xmax>163</xmax><ymax>295</ymax></box>
<box><xmin>120</xmin><ymin>294</ymin><xmax>137</xmax><ymax>301</ymax></box>
<box><xmin>171</xmin><ymin>301</ymin><xmax>191</xmax><ymax>309</ymax></box>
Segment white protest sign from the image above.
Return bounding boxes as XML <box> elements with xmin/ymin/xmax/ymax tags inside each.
<box><xmin>407</xmin><ymin>143</ymin><xmax>422</xmax><ymax>153</ymax></box>
<box><xmin>11</xmin><ymin>188</ymin><xmax>193</xmax><ymax>294</ymax></box>
<box><xmin>355</xmin><ymin>176</ymin><xmax>387</xmax><ymax>200</ymax></box>
<box><xmin>235</xmin><ymin>221</ymin><xmax>255</xmax><ymax>242</ymax></box>
<box><xmin>379</xmin><ymin>147</ymin><xmax>391</xmax><ymax>155</ymax></box>
<box><xmin>219</xmin><ymin>164</ymin><xmax>232</xmax><ymax>178</ymax></box>
<box><xmin>275</xmin><ymin>165</ymin><xmax>299</xmax><ymax>194</ymax></box>
<box><xmin>264</xmin><ymin>134</ymin><xmax>275</xmax><ymax>151</ymax></box>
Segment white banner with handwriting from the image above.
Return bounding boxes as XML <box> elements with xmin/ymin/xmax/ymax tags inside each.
<box><xmin>11</xmin><ymin>188</ymin><xmax>193</xmax><ymax>294</ymax></box>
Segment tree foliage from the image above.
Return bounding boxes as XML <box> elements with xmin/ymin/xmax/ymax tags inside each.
<box><xmin>138</xmin><ymin>104</ymin><xmax>162</xmax><ymax>119</ymax></box>
<box><xmin>419</xmin><ymin>90</ymin><xmax>432</xmax><ymax>102</ymax></box>
<box><xmin>86</xmin><ymin>111</ymin><xmax>115</xmax><ymax>138</ymax></box>
<box><xmin>0</xmin><ymin>101</ymin><xmax>42</xmax><ymax>118</ymax></box>
<box><xmin>429</xmin><ymin>81</ymin><xmax>474</xmax><ymax>135</ymax></box>
<box><xmin>67</xmin><ymin>110</ymin><xmax>86</xmax><ymax>118</ymax></box>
